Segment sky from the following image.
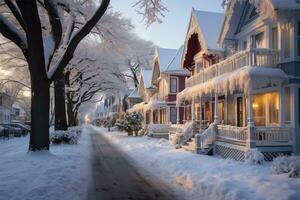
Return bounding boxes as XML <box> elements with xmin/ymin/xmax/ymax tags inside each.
<box><xmin>110</xmin><ymin>0</ymin><xmax>224</xmax><ymax>49</ymax></box>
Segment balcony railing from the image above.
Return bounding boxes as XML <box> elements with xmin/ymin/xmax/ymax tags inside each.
<box><xmin>254</xmin><ymin>127</ymin><xmax>292</xmax><ymax>146</ymax></box>
<box><xmin>186</xmin><ymin>48</ymin><xmax>279</xmax><ymax>88</ymax></box>
<box><xmin>217</xmin><ymin>125</ymin><xmax>247</xmax><ymax>141</ymax></box>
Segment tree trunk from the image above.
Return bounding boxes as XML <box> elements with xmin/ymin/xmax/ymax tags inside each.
<box><xmin>67</xmin><ymin>100</ymin><xmax>77</xmax><ymax>127</ymax></box>
<box><xmin>54</xmin><ymin>72</ymin><xmax>67</xmax><ymax>131</ymax></box>
<box><xmin>29</xmin><ymin>74</ymin><xmax>50</xmax><ymax>151</ymax></box>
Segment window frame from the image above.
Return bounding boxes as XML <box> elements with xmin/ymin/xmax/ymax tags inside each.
<box><xmin>169</xmin><ymin>77</ymin><xmax>178</xmax><ymax>94</ymax></box>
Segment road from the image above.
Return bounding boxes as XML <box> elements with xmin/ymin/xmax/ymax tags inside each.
<box><xmin>88</xmin><ymin>130</ymin><xmax>177</xmax><ymax>200</ymax></box>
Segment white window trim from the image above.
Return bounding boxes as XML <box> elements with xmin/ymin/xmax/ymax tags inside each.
<box><xmin>169</xmin><ymin>76</ymin><xmax>179</xmax><ymax>94</ymax></box>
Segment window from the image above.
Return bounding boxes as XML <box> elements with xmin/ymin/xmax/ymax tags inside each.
<box><xmin>284</xmin><ymin>27</ymin><xmax>291</xmax><ymax>58</ymax></box>
<box><xmin>298</xmin><ymin>22</ymin><xmax>300</xmax><ymax>56</ymax></box>
<box><xmin>170</xmin><ymin>107</ymin><xmax>177</xmax><ymax>124</ymax></box>
<box><xmin>271</xmin><ymin>27</ymin><xmax>278</xmax><ymax>50</ymax></box>
<box><xmin>253</xmin><ymin>91</ymin><xmax>279</xmax><ymax>126</ymax></box>
<box><xmin>252</xmin><ymin>32</ymin><xmax>264</xmax><ymax>48</ymax></box>
<box><xmin>170</xmin><ymin>77</ymin><xmax>178</xmax><ymax>93</ymax></box>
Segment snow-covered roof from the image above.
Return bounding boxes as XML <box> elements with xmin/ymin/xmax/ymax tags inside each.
<box><xmin>165</xmin><ymin>46</ymin><xmax>184</xmax><ymax>71</ymax></box>
<box><xmin>270</xmin><ymin>0</ymin><xmax>300</xmax><ymax>10</ymax></box>
<box><xmin>192</xmin><ymin>9</ymin><xmax>224</xmax><ymax>51</ymax></box>
<box><xmin>155</xmin><ymin>48</ymin><xmax>178</xmax><ymax>72</ymax></box>
<box><xmin>127</xmin><ymin>87</ymin><xmax>140</xmax><ymax>99</ymax></box>
<box><xmin>141</xmin><ymin>69</ymin><xmax>153</xmax><ymax>89</ymax></box>
<box><xmin>178</xmin><ymin>66</ymin><xmax>288</xmax><ymax>102</ymax></box>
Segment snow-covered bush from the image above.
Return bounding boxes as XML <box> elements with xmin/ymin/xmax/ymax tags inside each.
<box><xmin>50</xmin><ymin>127</ymin><xmax>82</xmax><ymax>145</ymax></box>
<box><xmin>118</xmin><ymin>112</ymin><xmax>144</xmax><ymax>136</ymax></box>
<box><xmin>271</xmin><ymin>156</ymin><xmax>300</xmax><ymax>178</ymax></box>
<box><xmin>244</xmin><ymin>148</ymin><xmax>264</xmax><ymax>165</ymax></box>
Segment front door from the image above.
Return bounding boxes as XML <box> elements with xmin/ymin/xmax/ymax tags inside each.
<box><xmin>237</xmin><ymin>97</ymin><xmax>243</xmax><ymax>127</ymax></box>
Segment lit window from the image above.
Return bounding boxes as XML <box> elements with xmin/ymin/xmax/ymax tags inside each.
<box><xmin>170</xmin><ymin>77</ymin><xmax>178</xmax><ymax>93</ymax></box>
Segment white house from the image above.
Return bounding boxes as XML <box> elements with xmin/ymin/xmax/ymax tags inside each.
<box><xmin>170</xmin><ymin>2</ymin><xmax>300</xmax><ymax>160</ymax></box>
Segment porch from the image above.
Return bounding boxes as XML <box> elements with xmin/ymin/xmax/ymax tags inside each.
<box><xmin>172</xmin><ymin>47</ymin><xmax>293</xmax><ymax>160</ymax></box>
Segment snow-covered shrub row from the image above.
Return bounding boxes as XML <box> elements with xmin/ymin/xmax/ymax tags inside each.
<box><xmin>244</xmin><ymin>148</ymin><xmax>264</xmax><ymax>165</ymax></box>
<box><xmin>94</xmin><ymin>114</ymin><xmax>118</xmax><ymax>128</ymax></box>
<box><xmin>116</xmin><ymin>112</ymin><xmax>144</xmax><ymax>136</ymax></box>
<box><xmin>271</xmin><ymin>156</ymin><xmax>300</xmax><ymax>178</ymax></box>
<box><xmin>50</xmin><ymin>127</ymin><xmax>82</xmax><ymax>145</ymax></box>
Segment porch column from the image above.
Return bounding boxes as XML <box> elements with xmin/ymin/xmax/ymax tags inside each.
<box><xmin>199</xmin><ymin>95</ymin><xmax>202</xmax><ymax>130</ymax></box>
<box><xmin>191</xmin><ymin>97</ymin><xmax>195</xmax><ymax>121</ymax></box>
<box><xmin>150</xmin><ymin>109</ymin><xmax>153</xmax><ymax>125</ymax></box>
<box><xmin>280</xmin><ymin>86</ymin><xmax>286</xmax><ymax>127</ymax></box>
<box><xmin>247</xmin><ymin>89</ymin><xmax>256</xmax><ymax>148</ymax></box>
<box><xmin>176</xmin><ymin>105</ymin><xmax>180</xmax><ymax>124</ymax></box>
<box><xmin>183</xmin><ymin>99</ymin><xmax>186</xmax><ymax>122</ymax></box>
<box><xmin>214</xmin><ymin>92</ymin><xmax>218</xmax><ymax>124</ymax></box>
<box><xmin>166</xmin><ymin>106</ymin><xmax>170</xmax><ymax>124</ymax></box>
<box><xmin>247</xmin><ymin>90</ymin><xmax>254</xmax><ymax>127</ymax></box>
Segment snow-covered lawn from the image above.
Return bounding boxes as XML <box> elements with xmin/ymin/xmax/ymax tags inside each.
<box><xmin>94</xmin><ymin>127</ymin><xmax>300</xmax><ymax>200</ymax></box>
<box><xmin>0</xmin><ymin>126</ymin><xmax>91</xmax><ymax>200</ymax></box>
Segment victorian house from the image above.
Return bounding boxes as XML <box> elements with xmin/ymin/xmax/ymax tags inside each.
<box><xmin>128</xmin><ymin>48</ymin><xmax>189</xmax><ymax>138</ymax></box>
<box><xmin>170</xmin><ymin>2</ymin><xmax>300</xmax><ymax>160</ymax></box>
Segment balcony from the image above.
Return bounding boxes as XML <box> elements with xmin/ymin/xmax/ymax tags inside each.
<box><xmin>186</xmin><ymin>48</ymin><xmax>279</xmax><ymax>88</ymax></box>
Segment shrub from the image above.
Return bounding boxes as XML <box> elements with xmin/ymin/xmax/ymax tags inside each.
<box><xmin>119</xmin><ymin>112</ymin><xmax>144</xmax><ymax>136</ymax></box>
<box><xmin>271</xmin><ymin>156</ymin><xmax>300</xmax><ymax>178</ymax></box>
<box><xmin>50</xmin><ymin>127</ymin><xmax>82</xmax><ymax>145</ymax></box>
<box><xmin>244</xmin><ymin>148</ymin><xmax>264</xmax><ymax>165</ymax></box>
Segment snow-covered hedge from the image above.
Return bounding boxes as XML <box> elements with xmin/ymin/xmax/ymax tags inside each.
<box><xmin>271</xmin><ymin>156</ymin><xmax>300</xmax><ymax>178</ymax></box>
<box><xmin>50</xmin><ymin>127</ymin><xmax>82</xmax><ymax>145</ymax></box>
<box><xmin>116</xmin><ymin>112</ymin><xmax>144</xmax><ymax>136</ymax></box>
<box><xmin>244</xmin><ymin>148</ymin><xmax>264</xmax><ymax>165</ymax></box>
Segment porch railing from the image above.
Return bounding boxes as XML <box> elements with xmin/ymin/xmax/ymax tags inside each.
<box><xmin>254</xmin><ymin>127</ymin><xmax>293</xmax><ymax>146</ymax></box>
<box><xmin>217</xmin><ymin>125</ymin><xmax>247</xmax><ymax>141</ymax></box>
<box><xmin>186</xmin><ymin>48</ymin><xmax>279</xmax><ymax>88</ymax></box>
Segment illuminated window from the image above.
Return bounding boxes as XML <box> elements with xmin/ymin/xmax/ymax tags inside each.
<box><xmin>253</xmin><ymin>91</ymin><xmax>279</xmax><ymax>126</ymax></box>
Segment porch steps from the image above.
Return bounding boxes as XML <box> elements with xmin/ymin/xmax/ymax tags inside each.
<box><xmin>199</xmin><ymin>144</ymin><xmax>214</xmax><ymax>155</ymax></box>
<box><xmin>182</xmin><ymin>138</ymin><xmax>196</xmax><ymax>153</ymax></box>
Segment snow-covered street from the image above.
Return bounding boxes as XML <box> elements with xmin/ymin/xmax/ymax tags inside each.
<box><xmin>0</xmin><ymin>126</ymin><xmax>92</xmax><ymax>200</ymax></box>
<box><xmin>93</xmin><ymin>127</ymin><xmax>300</xmax><ymax>200</ymax></box>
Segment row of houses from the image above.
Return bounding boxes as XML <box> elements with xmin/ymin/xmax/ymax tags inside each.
<box><xmin>0</xmin><ymin>92</ymin><xmax>27</xmax><ymax>124</ymax></box>
<box><xmin>126</xmin><ymin>0</ymin><xmax>300</xmax><ymax>161</ymax></box>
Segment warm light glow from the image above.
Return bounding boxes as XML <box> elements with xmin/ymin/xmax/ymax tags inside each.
<box><xmin>253</xmin><ymin>103</ymin><xmax>259</xmax><ymax>108</ymax></box>
<box><xmin>85</xmin><ymin>115</ymin><xmax>91</xmax><ymax>124</ymax></box>
<box><xmin>23</xmin><ymin>91</ymin><xmax>31</xmax><ymax>97</ymax></box>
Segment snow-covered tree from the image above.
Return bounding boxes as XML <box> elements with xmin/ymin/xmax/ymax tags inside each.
<box><xmin>0</xmin><ymin>0</ymin><xmax>110</xmax><ymax>151</ymax></box>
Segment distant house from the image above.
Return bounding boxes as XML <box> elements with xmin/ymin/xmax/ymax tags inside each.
<box><xmin>11</xmin><ymin>103</ymin><xmax>28</xmax><ymax>123</ymax></box>
<box><xmin>127</xmin><ymin>47</ymin><xmax>189</xmax><ymax>138</ymax></box>
<box><xmin>0</xmin><ymin>92</ymin><xmax>13</xmax><ymax>123</ymax></box>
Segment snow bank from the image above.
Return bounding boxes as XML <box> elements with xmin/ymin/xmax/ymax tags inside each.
<box><xmin>244</xmin><ymin>148</ymin><xmax>264</xmax><ymax>165</ymax></box>
<box><xmin>272</xmin><ymin>156</ymin><xmax>300</xmax><ymax>178</ymax></box>
<box><xmin>94</xmin><ymin>127</ymin><xmax>300</xmax><ymax>200</ymax></box>
<box><xmin>0</xmin><ymin>125</ymin><xmax>92</xmax><ymax>200</ymax></box>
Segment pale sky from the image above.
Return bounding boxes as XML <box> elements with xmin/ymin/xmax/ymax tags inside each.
<box><xmin>110</xmin><ymin>0</ymin><xmax>224</xmax><ymax>49</ymax></box>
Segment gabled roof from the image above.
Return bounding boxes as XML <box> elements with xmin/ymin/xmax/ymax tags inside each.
<box><xmin>155</xmin><ymin>47</ymin><xmax>178</xmax><ymax>72</ymax></box>
<box><xmin>140</xmin><ymin>69</ymin><xmax>153</xmax><ymax>89</ymax></box>
<box><xmin>127</xmin><ymin>87</ymin><xmax>140</xmax><ymax>99</ymax></box>
<box><xmin>192</xmin><ymin>9</ymin><xmax>224</xmax><ymax>51</ymax></box>
<box><xmin>165</xmin><ymin>46</ymin><xmax>184</xmax><ymax>71</ymax></box>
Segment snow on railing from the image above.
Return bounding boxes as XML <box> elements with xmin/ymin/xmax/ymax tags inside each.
<box><xmin>254</xmin><ymin>127</ymin><xmax>292</xmax><ymax>146</ymax></box>
<box><xmin>148</xmin><ymin>124</ymin><xmax>170</xmax><ymax>133</ymax></box>
<box><xmin>170</xmin><ymin>121</ymin><xmax>195</xmax><ymax>146</ymax></box>
<box><xmin>217</xmin><ymin>125</ymin><xmax>247</xmax><ymax>141</ymax></box>
<box><xmin>198</xmin><ymin>123</ymin><xmax>217</xmax><ymax>149</ymax></box>
<box><xmin>186</xmin><ymin>48</ymin><xmax>279</xmax><ymax>88</ymax></box>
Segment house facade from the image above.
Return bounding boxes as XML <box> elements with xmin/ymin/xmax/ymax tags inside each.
<box><xmin>170</xmin><ymin>2</ymin><xmax>300</xmax><ymax>160</ymax></box>
<box><xmin>128</xmin><ymin>48</ymin><xmax>189</xmax><ymax>138</ymax></box>
<box><xmin>0</xmin><ymin>92</ymin><xmax>12</xmax><ymax>124</ymax></box>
